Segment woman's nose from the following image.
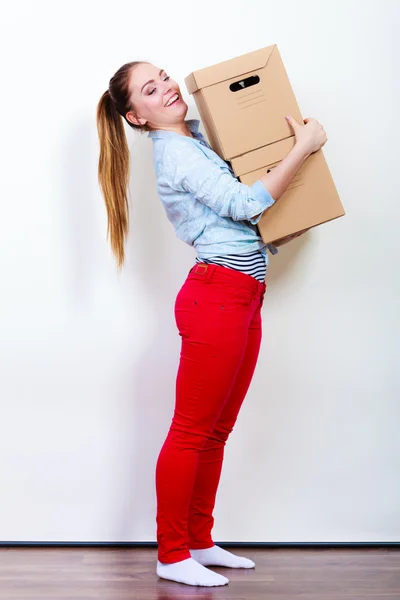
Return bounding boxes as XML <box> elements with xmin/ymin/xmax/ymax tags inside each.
<box><xmin>162</xmin><ymin>87</ymin><xmax>174</xmax><ymax>103</ymax></box>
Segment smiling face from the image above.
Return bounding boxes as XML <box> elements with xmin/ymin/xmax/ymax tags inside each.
<box><xmin>126</xmin><ymin>62</ymin><xmax>188</xmax><ymax>130</ymax></box>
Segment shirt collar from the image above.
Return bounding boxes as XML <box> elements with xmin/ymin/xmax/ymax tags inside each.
<box><xmin>147</xmin><ymin>119</ymin><xmax>201</xmax><ymax>140</ymax></box>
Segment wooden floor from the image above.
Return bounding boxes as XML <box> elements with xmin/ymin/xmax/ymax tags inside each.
<box><xmin>0</xmin><ymin>547</ymin><xmax>399</xmax><ymax>599</ymax></box>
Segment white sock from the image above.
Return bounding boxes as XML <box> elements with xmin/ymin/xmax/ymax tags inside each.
<box><xmin>189</xmin><ymin>545</ymin><xmax>255</xmax><ymax>568</ymax></box>
<box><xmin>156</xmin><ymin>557</ymin><xmax>229</xmax><ymax>587</ymax></box>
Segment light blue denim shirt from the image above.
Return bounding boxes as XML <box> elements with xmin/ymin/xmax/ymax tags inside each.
<box><xmin>148</xmin><ymin>119</ymin><xmax>278</xmax><ymax>263</ymax></box>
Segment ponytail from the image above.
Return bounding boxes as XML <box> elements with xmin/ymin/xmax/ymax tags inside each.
<box><xmin>96</xmin><ymin>89</ymin><xmax>130</xmax><ymax>270</ymax></box>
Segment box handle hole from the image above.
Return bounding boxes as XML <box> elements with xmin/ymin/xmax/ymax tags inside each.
<box><xmin>229</xmin><ymin>75</ymin><xmax>260</xmax><ymax>92</ymax></box>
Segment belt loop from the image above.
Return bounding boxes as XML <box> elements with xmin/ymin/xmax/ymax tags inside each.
<box><xmin>192</xmin><ymin>262</ymin><xmax>218</xmax><ymax>281</ymax></box>
<box><xmin>194</xmin><ymin>264</ymin><xmax>209</xmax><ymax>275</ymax></box>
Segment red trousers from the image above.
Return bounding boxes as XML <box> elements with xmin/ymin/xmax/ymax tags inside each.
<box><xmin>155</xmin><ymin>262</ymin><xmax>266</xmax><ymax>563</ymax></box>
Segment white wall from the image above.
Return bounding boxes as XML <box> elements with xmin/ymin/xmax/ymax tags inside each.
<box><xmin>1</xmin><ymin>0</ymin><xmax>399</xmax><ymax>542</ymax></box>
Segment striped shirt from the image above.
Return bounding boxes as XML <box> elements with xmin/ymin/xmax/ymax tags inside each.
<box><xmin>195</xmin><ymin>249</ymin><xmax>266</xmax><ymax>282</ymax></box>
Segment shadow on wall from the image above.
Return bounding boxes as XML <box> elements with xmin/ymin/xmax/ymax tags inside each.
<box><xmin>59</xmin><ymin>116</ymin><xmax>105</xmax><ymax>307</ymax></box>
<box><xmin>265</xmin><ymin>233</ymin><xmax>311</xmax><ymax>289</ymax></box>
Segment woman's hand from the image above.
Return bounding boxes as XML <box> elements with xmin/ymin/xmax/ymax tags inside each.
<box><xmin>272</xmin><ymin>228</ymin><xmax>310</xmax><ymax>247</ymax></box>
<box><xmin>285</xmin><ymin>115</ymin><xmax>327</xmax><ymax>156</ymax></box>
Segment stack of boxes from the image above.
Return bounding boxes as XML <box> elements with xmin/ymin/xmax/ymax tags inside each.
<box><xmin>185</xmin><ymin>44</ymin><xmax>345</xmax><ymax>243</ymax></box>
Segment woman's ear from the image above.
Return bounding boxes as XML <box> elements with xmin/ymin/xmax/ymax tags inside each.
<box><xmin>126</xmin><ymin>111</ymin><xmax>147</xmax><ymax>127</ymax></box>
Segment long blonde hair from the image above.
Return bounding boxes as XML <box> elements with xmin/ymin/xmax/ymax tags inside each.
<box><xmin>96</xmin><ymin>61</ymin><xmax>151</xmax><ymax>269</ymax></box>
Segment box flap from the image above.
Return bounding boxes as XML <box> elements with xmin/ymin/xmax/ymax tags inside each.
<box><xmin>184</xmin><ymin>45</ymin><xmax>276</xmax><ymax>94</ymax></box>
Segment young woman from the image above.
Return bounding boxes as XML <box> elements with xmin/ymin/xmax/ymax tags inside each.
<box><xmin>96</xmin><ymin>61</ymin><xmax>326</xmax><ymax>587</ymax></box>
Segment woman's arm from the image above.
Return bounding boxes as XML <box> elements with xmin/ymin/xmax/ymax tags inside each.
<box><xmin>250</xmin><ymin>143</ymin><xmax>310</xmax><ymax>221</ymax></box>
<box><xmin>252</xmin><ymin>116</ymin><xmax>327</xmax><ymax>220</ymax></box>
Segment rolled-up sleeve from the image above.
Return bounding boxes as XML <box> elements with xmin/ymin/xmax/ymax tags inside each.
<box><xmin>163</xmin><ymin>142</ymin><xmax>275</xmax><ymax>223</ymax></box>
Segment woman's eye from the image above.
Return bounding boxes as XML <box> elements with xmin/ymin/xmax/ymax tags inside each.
<box><xmin>149</xmin><ymin>76</ymin><xmax>170</xmax><ymax>95</ymax></box>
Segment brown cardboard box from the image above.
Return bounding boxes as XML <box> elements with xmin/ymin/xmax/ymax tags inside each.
<box><xmin>184</xmin><ymin>44</ymin><xmax>302</xmax><ymax>160</ymax></box>
<box><xmin>185</xmin><ymin>44</ymin><xmax>345</xmax><ymax>243</ymax></box>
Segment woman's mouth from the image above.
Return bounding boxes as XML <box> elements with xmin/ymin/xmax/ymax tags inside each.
<box><xmin>165</xmin><ymin>93</ymin><xmax>181</xmax><ymax>107</ymax></box>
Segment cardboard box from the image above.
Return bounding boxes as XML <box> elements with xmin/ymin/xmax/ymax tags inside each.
<box><xmin>184</xmin><ymin>44</ymin><xmax>302</xmax><ymax>160</ymax></box>
<box><xmin>185</xmin><ymin>44</ymin><xmax>345</xmax><ymax>243</ymax></box>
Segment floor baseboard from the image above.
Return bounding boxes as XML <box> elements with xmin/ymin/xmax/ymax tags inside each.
<box><xmin>1</xmin><ymin>541</ymin><xmax>399</xmax><ymax>547</ymax></box>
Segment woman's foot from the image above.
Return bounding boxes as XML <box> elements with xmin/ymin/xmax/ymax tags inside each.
<box><xmin>156</xmin><ymin>557</ymin><xmax>229</xmax><ymax>586</ymax></box>
<box><xmin>189</xmin><ymin>545</ymin><xmax>255</xmax><ymax>568</ymax></box>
